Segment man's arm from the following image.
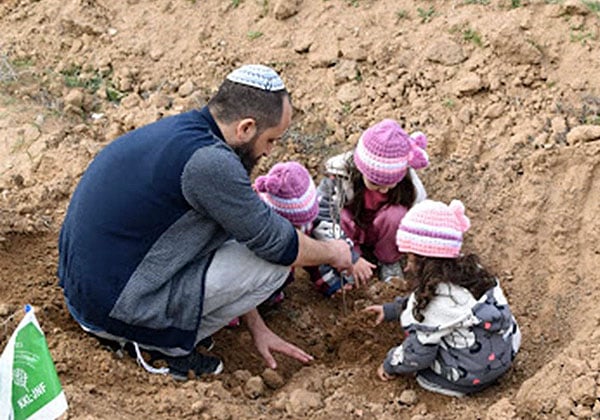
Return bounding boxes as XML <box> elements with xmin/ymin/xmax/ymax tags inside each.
<box><xmin>293</xmin><ymin>231</ymin><xmax>353</xmax><ymax>272</ymax></box>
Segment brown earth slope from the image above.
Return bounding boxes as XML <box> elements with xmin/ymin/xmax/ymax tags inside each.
<box><xmin>1</xmin><ymin>0</ymin><xmax>600</xmax><ymax>418</ymax></box>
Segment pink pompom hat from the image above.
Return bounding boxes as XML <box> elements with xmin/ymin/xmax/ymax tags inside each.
<box><xmin>254</xmin><ymin>161</ymin><xmax>318</xmax><ymax>227</ymax></box>
<box><xmin>353</xmin><ymin>119</ymin><xmax>429</xmax><ymax>186</ymax></box>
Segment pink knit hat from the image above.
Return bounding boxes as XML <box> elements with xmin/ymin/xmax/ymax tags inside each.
<box><xmin>353</xmin><ymin>119</ymin><xmax>429</xmax><ymax>186</ymax></box>
<box><xmin>254</xmin><ymin>161</ymin><xmax>318</xmax><ymax>227</ymax></box>
<box><xmin>396</xmin><ymin>199</ymin><xmax>471</xmax><ymax>258</ymax></box>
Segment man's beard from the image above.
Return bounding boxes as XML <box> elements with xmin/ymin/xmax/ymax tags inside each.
<box><xmin>235</xmin><ymin>139</ymin><xmax>260</xmax><ymax>175</ymax></box>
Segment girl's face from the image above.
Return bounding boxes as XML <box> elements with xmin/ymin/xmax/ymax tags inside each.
<box><xmin>362</xmin><ymin>175</ymin><xmax>398</xmax><ymax>194</ymax></box>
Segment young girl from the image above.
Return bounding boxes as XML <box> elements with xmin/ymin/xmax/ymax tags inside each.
<box><xmin>309</xmin><ymin>119</ymin><xmax>429</xmax><ymax>296</ymax></box>
<box><xmin>225</xmin><ymin>161</ymin><xmax>358</xmax><ymax>326</ymax></box>
<box><xmin>364</xmin><ymin>199</ymin><xmax>521</xmax><ymax>397</ymax></box>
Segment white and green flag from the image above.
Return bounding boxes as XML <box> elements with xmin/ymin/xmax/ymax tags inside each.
<box><xmin>0</xmin><ymin>305</ymin><xmax>68</xmax><ymax>420</ymax></box>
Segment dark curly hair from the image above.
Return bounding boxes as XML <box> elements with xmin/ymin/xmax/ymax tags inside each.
<box><xmin>409</xmin><ymin>254</ymin><xmax>497</xmax><ymax>322</ymax></box>
<box><xmin>345</xmin><ymin>153</ymin><xmax>417</xmax><ymax>229</ymax></box>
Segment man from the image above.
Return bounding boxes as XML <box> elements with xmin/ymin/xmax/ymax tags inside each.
<box><xmin>58</xmin><ymin>64</ymin><xmax>353</xmax><ymax>380</ymax></box>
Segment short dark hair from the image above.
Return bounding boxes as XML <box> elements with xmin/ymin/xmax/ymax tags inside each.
<box><xmin>208</xmin><ymin>80</ymin><xmax>290</xmax><ymax>134</ymax></box>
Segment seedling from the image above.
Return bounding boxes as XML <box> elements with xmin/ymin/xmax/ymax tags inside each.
<box><xmin>396</xmin><ymin>9</ymin><xmax>408</xmax><ymax>19</ymax></box>
<box><xmin>417</xmin><ymin>6</ymin><xmax>435</xmax><ymax>23</ymax></box>
<box><xmin>463</xmin><ymin>28</ymin><xmax>482</xmax><ymax>46</ymax></box>
<box><xmin>442</xmin><ymin>97</ymin><xmax>456</xmax><ymax>108</ymax></box>
<box><xmin>247</xmin><ymin>30</ymin><xmax>263</xmax><ymax>40</ymax></box>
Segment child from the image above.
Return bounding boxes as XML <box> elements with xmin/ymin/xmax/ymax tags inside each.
<box><xmin>255</xmin><ymin>161</ymin><xmax>359</xmax><ymax>300</ymax></box>
<box><xmin>364</xmin><ymin>199</ymin><xmax>521</xmax><ymax>397</ymax></box>
<box><xmin>222</xmin><ymin>161</ymin><xmax>319</xmax><ymax>327</ymax></box>
<box><xmin>309</xmin><ymin>119</ymin><xmax>429</xmax><ymax>296</ymax></box>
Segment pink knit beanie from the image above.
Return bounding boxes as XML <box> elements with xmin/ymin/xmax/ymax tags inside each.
<box><xmin>254</xmin><ymin>161</ymin><xmax>318</xmax><ymax>226</ymax></box>
<box><xmin>396</xmin><ymin>199</ymin><xmax>471</xmax><ymax>258</ymax></box>
<box><xmin>353</xmin><ymin>119</ymin><xmax>429</xmax><ymax>186</ymax></box>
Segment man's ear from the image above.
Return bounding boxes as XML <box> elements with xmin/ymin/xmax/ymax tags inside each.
<box><xmin>236</xmin><ymin>118</ymin><xmax>257</xmax><ymax>143</ymax></box>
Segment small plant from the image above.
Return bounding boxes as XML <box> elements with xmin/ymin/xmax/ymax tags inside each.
<box><xmin>511</xmin><ymin>0</ymin><xmax>521</xmax><ymax>7</ymax></box>
<box><xmin>585</xmin><ymin>115</ymin><xmax>600</xmax><ymax>125</ymax></box>
<box><xmin>106</xmin><ymin>86</ymin><xmax>125</xmax><ymax>102</ymax></box>
<box><xmin>583</xmin><ymin>0</ymin><xmax>600</xmax><ymax>13</ymax></box>
<box><xmin>463</xmin><ymin>28</ymin><xmax>482</xmax><ymax>46</ymax></box>
<box><xmin>396</xmin><ymin>9</ymin><xmax>408</xmax><ymax>19</ymax></box>
<box><xmin>417</xmin><ymin>6</ymin><xmax>435</xmax><ymax>23</ymax></box>
<box><xmin>59</xmin><ymin>65</ymin><xmax>125</xmax><ymax>102</ymax></box>
<box><xmin>231</xmin><ymin>0</ymin><xmax>241</xmax><ymax>7</ymax></box>
<box><xmin>341</xmin><ymin>102</ymin><xmax>352</xmax><ymax>115</ymax></box>
<box><xmin>346</xmin><ymin>0</ymin><xmax>359</xmax><ymax>6</ymax></box>
<box><xmin>247</xmin><ymin>30</ymin><xmax>263</xmax><ymax>40</ymax></box>
<box><xmin>354</xmin><ymin>69</ymin><xmax>362</xmax><ymax>82</ymax></box>
<box><xmin>464</xmin><ymin>0</ymin><xmax>490</xmax><ymax>4</ymax></box>
<box><xmin>442</xmin><ymin>97</ymin><xmax>456</xmax><ymax>108</ymax></box>
<box><xmin>570</xmin><ymin>29</ymin><xmax>596</xmax><ymax>44</ymax></box>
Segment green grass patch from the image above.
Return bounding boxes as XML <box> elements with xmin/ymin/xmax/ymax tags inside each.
<box><xmin>396</xmin><ymin>9</ymin><xmax>408</xmax><ymax>19</ymax></box>
<box><xmin>60</xmin><ymin>65</ymin><xmax>125</xmax><ymax>102</ymax></box>
<box><xmin>583</xmin><ymin>1</ymin><xmax>600</xmax><ymax>13</ymax></box>
<box><xmin>247</xmin><ymin>30</ymin><xmax>263</xmax><ymax>40</ymax></box>
<box><xmin>417</xmin><ymin>6</ymin><xmax>435</xmax><ymax>23</ymax></box>
<box><xmin>442</xmin><ymin>97</ymin><xmax>456</xmax><ymax>108</ymax></box>
<box><xmin>463</xmin><ymin>28</ymin><xmax>482</xmax><ymax>46</ymax></box>
<box><xmin>570</xmin><ymin>29</ymin><xmax>596</xmax><ymax>44</ymax></box>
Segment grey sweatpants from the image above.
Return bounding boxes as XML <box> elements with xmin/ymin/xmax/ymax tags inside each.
<box><xmin>74</xmin><ymin>240</ymin><xmax>289</xmax><ymax>356</ymax></box>
<box><xmin>194</xmin><ymin>240</ymin><xmax>289</xmax><ymax>342</ymax></box>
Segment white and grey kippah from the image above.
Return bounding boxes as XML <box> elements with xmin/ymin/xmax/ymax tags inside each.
<box><xmin>226</xmin><ymin>64</ymin><xmax>285</xmax><ymax>91</ymax></box>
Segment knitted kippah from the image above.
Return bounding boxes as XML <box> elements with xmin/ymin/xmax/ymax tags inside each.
<box><xmin>254</xmin><ymin>161</ymin><xmax>318</xmax><ymax>227</ymax></box>
<box><xmin>396</xmin><ymin>199</ymin><xmax>471</xmax><ymax>258</ymax></box>
<box><xmin>226</xmin><ymin>64</ymin><xmax>285</xmax><ymax>91</ymax></box>
<box><xmin>353</xmin><ymin>119</ymin><xmax>429</xmax><ymax>186</ymax></box>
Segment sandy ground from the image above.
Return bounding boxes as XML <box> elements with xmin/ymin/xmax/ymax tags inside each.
<box><xmin>1</xmin><ymin>0</ymin><xmax>600</xmax><ymax>418</ymax></box>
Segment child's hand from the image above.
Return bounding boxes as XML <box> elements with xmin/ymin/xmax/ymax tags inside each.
<box><xmin>377</xmin><ymin>364</ymin><xmax>394</xmax><ymax>381</ymax></box>
<box><xmin>353</xmin><ymin>257</ymin><xmax>376</xmax><ymax>286</ymax></box>
<box><xmin>363</xmin><ymin>305</ymin><xmax>385</xmax><ymax>325</ymax></box>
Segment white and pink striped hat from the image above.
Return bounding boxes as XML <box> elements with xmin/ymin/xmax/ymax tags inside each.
<box><xmin>254</xmin><ymin>161</ymin><xmax>318</xmax><ymax>227</ymax></box>
<box><xmin>396</xmin><ymin>199</ymin><xmax>471</xmax><ymax>258</ymax></box>
<box><xmin>353</xmin><ymin>119</ymin><xmax>429</xmax><ymax>186</ymax></box>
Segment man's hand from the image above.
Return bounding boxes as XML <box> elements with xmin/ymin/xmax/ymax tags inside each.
<box><xmin>352</xmin><ymin>257</ymin><xmax>376</xmax><ymax>287</ymax></box>
<box><xmin>363</xmin><ymin>305</ymin><xmax>385</xmax><ymax>325</ymax></box>
<box><xmin>327</xmin><ymin>238</ymin><xmax>354</xmax><ymax>273</ymax></box>
<box><xmin>294</xmin><ymin>233</ymin><xmax>352</xmax><ymax>273</ymax></box>
<box><xmin>243</xmin><ymin>309</ymin><xmax>313</xmax><ymax>369</ymax></box>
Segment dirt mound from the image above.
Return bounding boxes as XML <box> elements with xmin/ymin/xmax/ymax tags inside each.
<box><xmin>1</xmin><ymin>0</ymin><xmax>599</xmax><ymax>418</ymax></box>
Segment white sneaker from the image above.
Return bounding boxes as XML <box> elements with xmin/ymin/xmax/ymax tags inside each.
<box><xmin>416</xmin><ymin>374</ymin><xmax>465</xmax><ymax>398</ymax></box>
